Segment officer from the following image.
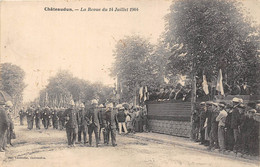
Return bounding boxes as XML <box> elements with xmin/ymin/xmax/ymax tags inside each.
<box><xmin>5</xmin><ymin>101</ymin><xmax>14</xmax><ymax>147</ymax></box>
<box><xmin>0</xmin><ymin>102</ymin><xmax>8</xmax><ymax>152</ymax></box>
<box><xmin>51</xmin><ymin>107</ymin><xmax>59</xmax><ymax>129</ymax></box>
<box><xmin>87</xmin><ymin>99</ymin><xmax>101</xmax><ymax>147</ymax></box>
<box><xmin>18</xmin><ymin>107</ymin><xmax>25</xmax><ymax>125</ymax></box>
<box><xmin>34</xmin><ymin>105</ymin><xmax>41</xmax><ymax>130</ymax></box>
<box><xmin>98</xmin><ymin>104</ymin><xmax>106</xmax><ymax>142</ymax></box>
<box><xmin>57</xmin><ymin>107</ymin><xmax>65</xmax><ymax>130</ymax></box>
<box><xmin>77</xmin><ymin>103</ymin><xmax>89</xmax><ymax>145</ymax></box>
<box><xmin>64</xmin><ymin>100</ymin><xmax>78</xmax><ymax>147</ymax></box>
<box><xmin>26</xmin><ymin>106</ymin><xmax>35</xmax><ymax>130</ymax></box>
<box><xmin>42</xmin><ymin>106</ymin><xmax>51</xmax><ymax>129</ymax></box>
<box><xmin>104</xmin><ymin>103</ymin><xmax>118</xmax><ymax>146</ymax></box>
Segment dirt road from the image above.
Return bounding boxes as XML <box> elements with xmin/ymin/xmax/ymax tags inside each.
<box><xmin>0</xmin><ymin>123</ymin><xmax>258</xmax><ymax>167</ymax></box>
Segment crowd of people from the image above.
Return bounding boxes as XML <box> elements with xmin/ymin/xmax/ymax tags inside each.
<box><xmin>191</xmin><ymin>97</ymin><xmax>260</xmax><ymax>156</ymax></box>
<box><xmin>17</xmin><ymin>100</ymin><xmax>149</xmax><ymax>148</ymax></box>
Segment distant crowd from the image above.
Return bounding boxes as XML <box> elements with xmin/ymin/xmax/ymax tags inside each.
<box><xmin>191</xmin><ymin>98</ymin><xmax>260</xmax><ymax>156</ymax></box>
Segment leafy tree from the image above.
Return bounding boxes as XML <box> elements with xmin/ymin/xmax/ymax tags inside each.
<box><xmin>164</xmin><ymin>0</ymin><xmax>260</xmax><ymax>92</ymax></box>
<box><xmin>0</xmin><ymin>63</ymin><xmax>26</xmax><ymax>112</ymax></box>
<box><xmin>111</xmin><ymin>35</ymin><xmax>163</xmax><ymax>101</ymax></box>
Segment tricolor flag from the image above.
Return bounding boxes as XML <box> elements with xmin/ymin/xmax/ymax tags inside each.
<box><xmin>216</xmin><ymin>69</ymin><xmax>224</xmax><ymax>95</ymax></box>
<box><xmin>202</xmin><ymin>75</ymin><xmax>209</xmax><ymax>95</ymax></box>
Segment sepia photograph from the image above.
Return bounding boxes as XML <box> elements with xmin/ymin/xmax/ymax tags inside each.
<box><xmin>0</xmin><ymin>0</ymin><xmax>259</xmax><ymax>166</ymax></box>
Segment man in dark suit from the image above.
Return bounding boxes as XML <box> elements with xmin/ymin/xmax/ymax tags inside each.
<box><xmin>77</xmin><ymin>103</ymin><xmax>89</xmax><ymax>145</ymax></box>
<box><xmin>64</xmin><ymin>100</ymin><xmax>78</xmax><ymax>147</ymax></box>
<box><xmin>0</xmin><ymin>102</ymin><xmax>8</xmax><ymax>152</ymax></box>
<box><xmin>26</xmin><ymin>106</ymin><xmax>35</xmax><ymax>130</ymax></box>
<box><xmin>42</xmin><ymin>106</ymin><xmax>51</xmax><ymax>129</ymax></box>
<box><xmin>87</xmin><ymin>99</ymin><xmax>101</xmax><ymax>147</ymax></box>
<box><xmin>19</xmin><ymin>107</ymin><xmax>25</xmax><ymax>125</ymax></box>
<box><xmin>104</xmin><ymin>103</ymin><xmax>118</xmax><ymax>147</ymax></box>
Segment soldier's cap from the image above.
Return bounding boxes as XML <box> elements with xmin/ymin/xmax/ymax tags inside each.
<box><xmin>106</xmin><ymin>103</ymin><xmax>113</xmax><ymax>108</ymax></box>
<box><xmin>69</xmin><ymin>100</ymin><xmax>75</xmax><ymax>106</ymax></box>
<box><xmin>91</xmin><ymin>99</ymin><xmax>98</xmax><ymax>105</ymax></box>
<box><xmin>206</xmin><ymin>101</ymin><xmax>213</xmax><ymax>105</ymax></box>
<box><xmin>5</xmin><ymin>101</ymin><xmax>13</xmax><ymax>107</ymax></box>
<box><xmin>79</xmin><ymin>103</ymin><xmax>85</xmax><ymax>108</ymax></box>
<box><xmin>248</xmin><ymin>109</ymin><xmax>257</xmax><ymax>113</ymax></box>
<box><xmin>200</xmin><ymin>102</ymin><xmax>206</xmax><ymax>106</ymax></box>
<box><xmin>116</xmin><ymin>104</ymin><xmax>124</xmax><ymax>110</ymax></box>
<box><xmin>237</xmin><ymin>104</ymin><xmax>245</xmax><ymax>109</ymax></box>
<box><xmin>232</xmin><ymin>97</ymin><xmax>240</xmax><ymax>103</ymax></box>
<box><xmin>98</xmin><ymin>104</ymin><xmax>104</xmax><ymax>108</ymax></box>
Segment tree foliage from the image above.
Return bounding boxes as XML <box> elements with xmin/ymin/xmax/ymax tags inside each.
<box><xmin>164</xmin><ymin>0</ymin><xmax>260</xmax><ymax>88</ymax></box>
<box><xmin>0</xmin><ymin>63</ymin><xmax>26</xmax><ymax>111</ymax></box>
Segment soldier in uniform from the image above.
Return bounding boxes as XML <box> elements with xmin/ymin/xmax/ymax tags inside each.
<box><xmin>57</xmin><ymin>107</ymin><xmax>65</xmax><ymax>130</ymax></box>
<box><xmin>26</xmin><ymin>106</ymin><xmax>35</xmax><ymax>130</ymax></box>
<box><xmin>77</xmin><ymin>103</ymin><xmax>89</xmax><ymax>145</ymax></box>
<box><xmin>51</xmin><ymin>107</ymin><xmax>59</xmax><ymax>129</ymax></box>
<box><xmin>5</xmin><ymin>101</ymin><xmax>14</xmax><ymax>147</ymax></box>
<box><xmin>34</xmin><ymin>105</ymin><xmax>41</xmax><ymax>130</ymax></box>
<box><xmin>87</xmin><ymin>99</ymin><xmax>101</xmax><ymax>147</ymax></box>
<box><xmin>42</xmin><ymin>106</ymin><xmax>51</xmax><ymax>129</ymax></box>
<box><xmin>19</xmin><ymin>107</ymin><xmax>25</xmax><ymax>125</ymax></box>
<box><xmin>104</xmin><ymin>103</ymin><xmax>118</xmax><ymax>146</ymax></box>
<box><xmin>98</xmin><ymin>104</ymin><xmax>106</xmax><ymax>143</ymax></box>
<box><xmin>64</xmin><ymin>100</ymin><xmax>78</xmax><ymax>147</ymax></box>
<box><xmin>0</xmin><ymin>102</ymin><xmax>8</xmax><ymax>152</ymax></box>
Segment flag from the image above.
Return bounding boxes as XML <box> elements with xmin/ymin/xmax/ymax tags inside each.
<box><xmin>216</xmin><ymin>69</ymin><xmax>224</xmax><ymax>95</ymax></box>
<box><xmin>202</xmin><ymin>75</ymin><xmax>209</xmax><ymax>95</ymax></box>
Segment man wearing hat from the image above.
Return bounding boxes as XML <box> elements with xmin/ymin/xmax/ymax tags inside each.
<box><xmin>199</xmin><ymin>102</ymin><xmax>207</xmax><ymax>145</ymax></box>
<box><xmin>42</xmin><ymin>106</ymin><xmax>51</xmax><ymax>129</ymax></box>
<box><xmin>57</xmin><ymin>107</ymin><xmax>65</xmax><ymax>130</ymax></box>
<box><xmin>87</xmin><ymin>99</ymin><xmax>101</xmax><ymax>147</ymax></box>
<box><xmin>116</xmin><ymin>104</ymin><xmax>128</xmax><ymax>135</ymax></box>
<box><xmin>204</xmin><ymin>101</ymin><xmax>213</xmax><ymax>145</ymax></box>
<box><xmin>63</xmin><ymin>100</ymin><xmax>78</xmax><ymax>147</ymax></box>
<box><xmin>51</xmin><ymin>107</ymin><xmax>59</xmax><ymax>129</ymax></box>
<box><xmin>224</xmin><ymin>104</ymin><xmax>234</xmax><ymax>152</ymax></box>
<box><xmin>0</xmin><ymin>101</ymin><xmax>8</xmax><ymax>152</ymax></box>
<box><xmin>26</xmin><ymin>106</ymin><xmax>35</xmax><ymax>130</ymax></box>
<box><xmin>216</xmin><ymin>102</ymin><xmax>227</xmax><ymax>152</ymax></box>
<box><xmin>231</xmin><ymin>98</ymin><xmax>243</xmax><ymax>153</ymax></box>
<box><xmin>5</xmin><ymin>101</ymin><xmax>14</xmax><ymax>147</ymax></box>
<box><xmin>104</xmin><ymin>103</ymin><xmax>118</xmax><ymax>146</ymax></box>
<box><xmin>18</xmin><ymin>107</ymin><xmax>25</xmax><ymax>126</ymax></box>
<box><xmin>77</xmin><ymin>103</ymin><xmax>89</xmax><ymax>145</ymax></box>
<box><xmin>208</xmin><ymin>102</ymin><xmax>219</xmax><ymax>150</ymax></box>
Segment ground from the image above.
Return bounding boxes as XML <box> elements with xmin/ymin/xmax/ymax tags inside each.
<box><xmin>0</xmin><ymin>122</ymin><xmax>258</xmax><ymax>167</ymax></box>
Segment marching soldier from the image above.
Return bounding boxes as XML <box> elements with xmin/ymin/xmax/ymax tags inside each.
<box><xmin>18</xmin><ymin>107</ymin><xmax>25</xmax><ymax>125</ymax></box>
<box><xmin>64</xmin><ymin>100</ymin><xmax>78</xmax><ymax>147</ymax></box>
<box><xmin>57</xmin><ymin>107</ymin><xmax>65</xmax><ymax>130</ymax></box>
<box><xmin>42</xmin><ymin>106</ymin><xmax>51</xmax><ymax>129</ymax></box>
<box><xmin>34</xmin><ymin>105</ymin><xmax>41</xmax><ymax>129</ymax></box>
<box><xmin>51</xmin><ymin>107</ymin><xmax>59</xmax><ymax>129</ymax></box>
<box><xmin>26</xmin><ymin>106</ymin><xmax>35</xmax><ymax>130</ymax></box>
<box><xmin>104</xmin><ymin>103</ymin><xmax>118</xmax><ymax>146</ymax></box>
<box><xmin>77</xmin><ymin>103</ymin><xmax>89</xmax><ymax>145</ymax></box>
<box><xmin>87</xmin><ymin>99</ymin><xmax>101</xmax><ymax>147</ymax></box>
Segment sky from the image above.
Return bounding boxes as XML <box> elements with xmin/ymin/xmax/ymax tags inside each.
<box><xmin>0</xmin><ymin>0</ymin><xmax>260</xmax><ymax>102</ymax></box>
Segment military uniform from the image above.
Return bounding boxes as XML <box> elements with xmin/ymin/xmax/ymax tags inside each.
<box><xmin>57</xmin><ymin>109</ymin><xmax>65</xmax><ymax>130</ymax></box>
<box><xmin>19</xmin><ymin>109</ymin><xmax>25</xmax><ymax>125</ymax></box>
<box><xmin>51</xmin><ymin>109</ymin><xmax>59</xmax><ymax>129</ymax></box>
<box><xmin>34</xmin><ymin>107</ymin><xmax>41</xmax><ymax>129</ymax></box>
<box><xmin>64</xmin><ymin>108</ymin><xmax>78</xmax><ymax>146</ymax></box>
<box><xmin>87</xmin><ymin>107</ymin><xmax>101</xmax><ymax>147</ymax></box>
<box><xmin>104</xmin><ymin>107</ymin><xmax>118</xmax><ymax>146</ymax></box>
<box><xmin>42</xmin><ymin>107</ymin><xmax>51</xmax><ymax>129</ymax></box>
<box><xmin>26</xmin><ymin>107</ymin><xmax>35</xmax><ymax>130</ymax></box>
<box><xmin>0</xmin><ymin>106</ymin><xmax>8</xmax><ymax>152</ymax></box>
<box><xmin>77</xmin><ymin>108</ymin><xmax>89</xmax><ymax>144</ymax></box>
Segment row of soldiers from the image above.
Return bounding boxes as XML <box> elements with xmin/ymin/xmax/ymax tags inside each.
<box><xmin>192</xmin><ymin>98</ymin><xmax>259</xmax><ymax>156</ymax></box>
<box><xmin>19</xmin><ymin>106</ymin><xmax>67</xmax><ymax>130</ymax></box>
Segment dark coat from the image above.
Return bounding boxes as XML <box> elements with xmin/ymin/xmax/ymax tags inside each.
<box><xmin>231</xmin><ymin>108</ymin><xmax>241</xmax><ymax>129</ymax></box>
<box><xmin>104</xmin><ymin>109</ymin><xmax>118</xmax><ymax>129</ymax></box>
<box><xmin>77</xmin><ymin>109</ymin><xmax>89</xmax><ymax>127</ymax></box>
<box><xmin>64</xmin><ymin>108</ymin><xmax>78</xmax><ymax>129</ymax></box>
<box><xmin>117</xmin><ymin>111</ymin><xmax>126</xmax><ymax>122</ymax></box>
<box><xmin>87</xmin><ymin>107</ymin><xmax>101</xmax><ymax>127</ymax></box>
<box><xmin>0</xmin><ymin>106</ymin><xmax>8</xmax><ymax>132</ymax></box>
